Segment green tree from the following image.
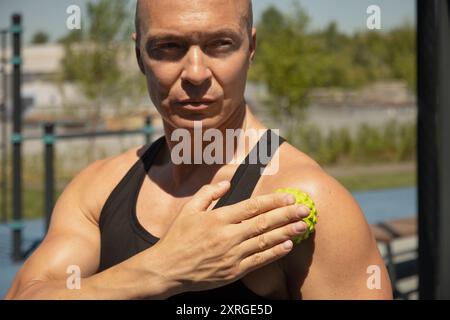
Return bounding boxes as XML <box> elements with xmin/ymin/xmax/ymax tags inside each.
<box><xmin>386</xmin><ymin>23</ymin><xmax>416</xmax><ymax>91</ymax></box>
<box><xmin>60</xmin><ymin>0</ymin><xmax>146</xmax><ymax>161</ymax></box>
<box><xmin>249</xmin><ymin>3</ymin><xmax>327</xmax><ymax>144</ymax></box>
<box><xmin>58</xmin><ymin>29</ymin><xmax>83</xmax><ymax>45</ymax></box>
<box><xmin>250</xmin><ymin>3</ymin><xmax>416</xmax><ymax>150</ymax></box>
<box><xmin>313</xmin><ymin>22</ymin><xmax>366</xmax><ymax>88</ymax></box>
<box><xmin>31</xmin><ymin>31</ymin><xmax>49</xmax><ymax>44</ymax></box>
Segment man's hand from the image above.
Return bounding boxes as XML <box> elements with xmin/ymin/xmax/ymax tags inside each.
<box><xmin>149</xmin><ymin>180</ymin><xmax>310</xmax><ymax>294</ymax></box>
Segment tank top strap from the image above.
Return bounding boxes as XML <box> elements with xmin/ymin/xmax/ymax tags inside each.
<box><xmin>214</xmin><ymin>129</ymin><xmax>285</xmax><ymax>208</ymax></box>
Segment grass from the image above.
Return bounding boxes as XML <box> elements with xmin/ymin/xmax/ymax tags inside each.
<box><xmin>298</xmin><ymin>120</ymin><xmax>416</xmax><ymax>166</ymax></box>
<box><xmin>334</xmin><ymin>170</ymin><xmax>416</xmax><ymax>192</ymax></box>
<box><xmin>1</xmin><ymin>187</ymin><xmax>65</xmax><ymax>220</ymax></box>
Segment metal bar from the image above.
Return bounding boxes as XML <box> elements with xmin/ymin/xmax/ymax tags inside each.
<box><xmin>11</xmin><ymin>14</ymin><xmax>22</xmax><ymax>262</ymax></box>
<box><xmin>17</xmin><ymin>127</ymin><xmax>159</xmax><ymax>142</ymax></box>
<box><xmin>417</xmin><ymin>0</ymin><xmax>440</xmax><ymax>300</ymax></box>
<box><xmin>437</xmin><ymin>0</ymin><xmax>450</xmax><ymax>300</ymax></box>
<box><xmin>43</xmin><ymin>123</ymin><xmax>54</xmax><ymax>232</ymax></box>
<box><xmin>417</xmin><ymin>0</ymin><xmax>450</xmax><ymax>300</ymax></box>
<box><xmin>144</xmin><ymin>115</ymin><xmax>153</xmax><ymax>145</ymax></box>
<box><xmin>1</xmin><ymin>29</ymin><xmax>8</xmax><ymax>223</ymax></box>
<box><xmin>56</xmin><ymin>129</ymin><xmax>146</xmax><ymax>140</ymax></box>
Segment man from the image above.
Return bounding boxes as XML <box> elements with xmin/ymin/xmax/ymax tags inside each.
<box><xmin>6</xmin><ymin>0</ymin><xmax>392</xmax><ymax>299</ymax></box>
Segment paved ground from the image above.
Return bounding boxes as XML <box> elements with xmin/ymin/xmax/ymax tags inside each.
<box><xmin>0</xmin><ymin>219</ymin><xmax>45</xmax><ymax>298</ymax></box>
<box><xmin>324</xmin><ymin>161</ymin><xmax>416</xmax><ymax>178</ymax></box>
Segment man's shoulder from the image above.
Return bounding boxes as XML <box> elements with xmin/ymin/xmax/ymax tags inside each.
<box><xmin>259</xmin><ymin>140</ymin><xmax>369</xmax><ymax>247</ymax></box>
<box><xmin>281</xmin><ymin>143</ymin><xmax>350</xmax><ymax>201</ymax></box>
<box><xmin>65</xmin><ymin>144</ymin><xmax>151</xmax><ymax>220</ymax></box>
<box><xmin>260</xmin><ymin>141</ymin><xmax>333</xmax><ymax>195</ymax></box>
<box><xmin>262</xmin><ymin>142</ymin><xmax>386</xmax><ymax>298</ymax></box>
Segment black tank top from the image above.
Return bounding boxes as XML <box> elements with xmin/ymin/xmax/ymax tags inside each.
<box><xmin>98</xmin><ymin>129</ymin><xmax>285</xmax><ymax>300</ymax></box>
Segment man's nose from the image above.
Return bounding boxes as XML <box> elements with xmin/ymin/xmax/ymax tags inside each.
<box><xmin>181</xmin><ymin>46</ymin><xmax>212</xmax><ymax>86</ymax></box>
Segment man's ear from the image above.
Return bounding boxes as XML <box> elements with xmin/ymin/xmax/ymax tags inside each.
<box><xmin>132</xmin><ymin>32</ymin><xmax>146</xmax><ymax>75</ymax></box>
<box><xmin>249</xmin><ymin>27</ymin><xmax>257</xmax><ymax>62</ymax></box>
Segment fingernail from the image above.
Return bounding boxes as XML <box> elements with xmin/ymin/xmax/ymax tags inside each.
<box><xmin>285</xmin><ymin>194</ymin><xmax>296</xmax><ymax>205</ymax></box>
<box><xmin>283</xmin><ymin>240</ymin><xmax>293</xmax><ymax>250</ymax></box>
<box><xmin>296</xmin><ymin>205</ymin><xmax>309</xmax><ymax>217</ymax></box>
<box><xmin>294</xmin><ymin>221</ymin><xmax>307</xmax><ymax>232</ymax></box>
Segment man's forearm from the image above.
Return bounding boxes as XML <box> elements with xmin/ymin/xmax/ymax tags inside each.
<box><xmin>9</xmin><ymin>249</ymin><xmax>182</xmax><ymax>300</ymax></box>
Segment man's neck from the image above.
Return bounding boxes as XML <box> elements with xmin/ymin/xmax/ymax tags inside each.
<box><xmin>159</xmin><ymin>102</ymin><xmax>266</xmax><ymax>187</ymax></box>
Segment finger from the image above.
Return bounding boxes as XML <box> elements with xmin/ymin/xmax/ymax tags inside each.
<box><xmin>234</xmin><ymin>204</ymin><xmax>309</xmax><ymax>242</ymax></box>
<box><xmin>186</xmin><ymin>181</ymin><xmax>230</xmax><ymax>212</ymax></box>
<box><xmin>218</xmin><ymin>192</ymin><xmax>296</xmax><ymax>224</ymax></box>
<box><xmin>238</xmin><ymin>239</ymin><xmax>294</xmax><ymax>275</ymax></box>
<box><xmin>237</xmin><ymin>220</ymin><xmax>307</xmax><ymax>259</ymax></box>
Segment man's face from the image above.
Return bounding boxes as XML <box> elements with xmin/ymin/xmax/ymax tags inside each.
<box><xmin>134</xmin><ymin>0</ymin><xmax>256</xmax><ymax>130</ymax></box>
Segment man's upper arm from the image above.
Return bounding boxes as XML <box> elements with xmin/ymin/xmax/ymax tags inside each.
<box><xmin>5</xmin><ymin>160</ymin><xmax>106</xmax><ymax>298</ymax></box>
<box><xmin>282</xmin><ymin>167</ymin><xmax>393</xmax><ymax>299</ymax></box>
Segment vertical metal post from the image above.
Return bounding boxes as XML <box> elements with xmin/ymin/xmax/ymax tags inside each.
<box><xmin>1</xmin><ymin>29</ymin><xmax>8</xmax><ymax>223</ymax></box>
<box><xmin>11</xmin><ymin>14</ymin><xmax>22</xmax><ymax>262</ymax></box>
<box><xmin>417</xmin><ymin>0</ymin><xmax>438</xmax><ymax>300</ymax></box>
<box><xmin>418</xmin><ymin>0</ymin><xmax>450</xmax><ymax>299</ymax></box>
<box><xmin>144</xmin><ymin>115</ymin><xmax>153</xmax><ymax>145</ymax></box>
<box><xmin>43</xmin><ymin>123</ymin><xmax>55</xmax><ymax>232</ymax></box>
<box><xmin>437</xmin><ymin>0</ymin><xmax>450</xmax><ymax>300</ymax></box>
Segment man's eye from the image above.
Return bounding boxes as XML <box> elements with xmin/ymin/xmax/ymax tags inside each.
<box><xmin>157</xmin><ymin>43</ymin><xmax>181</xmax><ymax>51</ymax></box>
<box><xmin>148</xmin><ymin>41</ymin><xmax>186</xmax><ymax>61</ymax></box>
<box><xmin>210</xmin><ymin>40</ymin><xmax>233</xmax><ymax>48</ymax></box>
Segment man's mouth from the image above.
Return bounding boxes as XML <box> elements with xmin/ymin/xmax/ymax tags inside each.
<box><xmin>176</xmin><ymin>98</ymin><xmax>216</xmax><ymax>110</ymax></box>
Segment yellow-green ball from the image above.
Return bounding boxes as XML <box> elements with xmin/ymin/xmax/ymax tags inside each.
<box><xmin>276</xmin><ymin>187</ymin><xmax>318</xmax><ymax>245</ymax></box>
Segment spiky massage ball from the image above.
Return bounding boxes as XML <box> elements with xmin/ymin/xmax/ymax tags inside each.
<box><xmin>276</xmin><ymin>187</ymin><xmax>318</xmax><ymax>244</ymax></box>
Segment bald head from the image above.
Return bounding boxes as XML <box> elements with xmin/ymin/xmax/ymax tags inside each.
<box><xmin>134</xmin><ymin>0</ymin><xmax>253</xmax><ymax>42</ymax></box>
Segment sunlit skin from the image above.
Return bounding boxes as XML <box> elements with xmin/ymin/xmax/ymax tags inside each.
<box><xmin>132</xmin><ymin>0</ymin><xmax>261</xmax><ymax>184</ymax></box>
<box><xmin>5</xmin><ymin>0</ymin><xmax>393</xmax><ymax>300</ymax></box>
<box><xmin>133</xmin><ymin>0</ymin><xmax>254</xmax><ymax>129</ymax></box>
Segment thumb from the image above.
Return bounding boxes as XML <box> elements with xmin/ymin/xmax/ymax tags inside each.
<box><xmin>187</xmin><ymin>181</ymin><xmax>230</xmax><ymax>212</ymax></box>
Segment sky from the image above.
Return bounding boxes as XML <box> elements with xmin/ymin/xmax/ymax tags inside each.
<box><xmin>0</xmin><ymin>0</ymin><xmax>416</xmax><ymax>44</ymax></box>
